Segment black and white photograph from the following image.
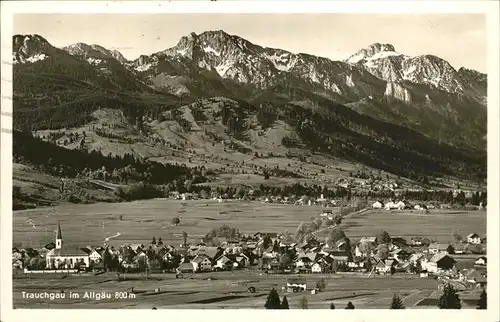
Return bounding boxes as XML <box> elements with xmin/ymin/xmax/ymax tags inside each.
<box><xmin>1</xmin><ymin>0</ymin><xmax>499</xmax><ymax>319</ymax></box>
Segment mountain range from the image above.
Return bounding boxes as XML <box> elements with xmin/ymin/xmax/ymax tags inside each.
<box><xmin>11</xmin><ymin>31</ymin><xmax>487</xmax><ymax>184</ymax></box>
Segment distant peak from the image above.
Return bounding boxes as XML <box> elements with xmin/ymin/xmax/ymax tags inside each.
<box><xmin>367</xmin><ymin>43</ymin><xmax>396</xmax><ymax>53</ymax></box>
<box><xmin>347</xmin><ymin>43</ymin><xmax>398</xmax><ymax>64</ymax></box>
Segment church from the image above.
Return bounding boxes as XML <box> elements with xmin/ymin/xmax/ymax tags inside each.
<box><xmin>46</xmin><ymin>222</ymin><xmax>90</xmax><ymax>270</ymax></box>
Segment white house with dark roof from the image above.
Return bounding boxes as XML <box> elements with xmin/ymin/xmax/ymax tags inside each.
<box><xmin>45</xmin><ymin>222</ymin><xmax>89</xmax><ymax>269</ymax></box>
<box><xmin>191</xmin><ymin>255</ymin><xmax>212</xmax><ymax>272</ymax></box>
<box><xmin>467</xmin><ymin>233</ymin><xmax>481</xmax><ymax>244</ymax></box>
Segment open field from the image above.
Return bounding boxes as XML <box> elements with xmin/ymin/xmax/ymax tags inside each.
<box><xmin>13</xmin><ymin>199</ymin><xmax>340</xmax><ymax>249</ymax></box>
<box><xmin>12</xmin><ymin>271</ymin><xmax>482</xmax><ymax>309</ymax></box>
<box><xmin>333</xmin><ymin>209</ymin><xmax>487</xmax><ymax>243</ymax></box>
<box><xmin>13</xmin><ymin>200</ymin><xmax>486</xmax><ymax>249</ymax></box>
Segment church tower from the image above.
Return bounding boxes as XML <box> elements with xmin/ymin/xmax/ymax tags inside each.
<box><xmin>55</xmin><ymin>221</ymin><xmax>63</xmax><ymax>249</ymax></box>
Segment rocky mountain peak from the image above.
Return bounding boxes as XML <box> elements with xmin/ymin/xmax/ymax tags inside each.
<box><xmin>13</xmin><ymin>34</ymin><xmax>54</xmax><ymax>64</ymax></box>
<box><xmin>347</xmin><ymin>43</ymin><xmax>398</xmax><ymax>64</ymax></box>
<box><xmin>62</xmin><ymin>42</ymin><xmax>127</xmax><ymax>64</ymax></box>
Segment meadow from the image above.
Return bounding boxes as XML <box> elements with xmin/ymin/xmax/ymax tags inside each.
<box><xmin>13</xmin><ymin>199</ymin><xmax>339</xmax><ymax>249</ymax></box>
<box><xmin>13</xmin><ymin>270</ymin><xmax>484</xmax><ymax>309</ymax></box>
<box><xmin>13</xmin><ymin>199</ymin><xmax>487</xmax><ymax>249</ymax></box>
<box><xmin>337</xmin><ymin>209</ymin><xmax>487</xmax><ymax>243</ymax></box>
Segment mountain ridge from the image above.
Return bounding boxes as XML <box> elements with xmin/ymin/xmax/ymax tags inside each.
<box><xmin>11</xmin><ymin>31</ymin><xmax>487</xmax><ymax>184</ymax></box>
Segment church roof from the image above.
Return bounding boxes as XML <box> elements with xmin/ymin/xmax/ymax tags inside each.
<box><xmin>47</xmin><ymin>247</ymin><xmax>89</xmax><ymax>257</ymax></box>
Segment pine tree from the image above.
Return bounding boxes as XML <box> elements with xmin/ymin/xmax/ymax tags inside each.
<box><xmin>390</xmin><ymin>293</ymin><xmax>405</xmax><ymax>309</ymax></box>
<box><xmin>437</xmin><ymin>284</ymin><xmax>462</xmax><ymax>309</ymax></box>
<box><xmin>281</xmin><ymin>296</ymin><xmax>290</xmax><ymax>309</ymax></box>
<box><xmin>264</xmin><ymin>288</ymin><xmax>281</xmax><ymax>309</ymax></box>
<box><xmin>477</xmin><ymin>288</ymin><xmax>487</xmax><ymax>309</ymax></box>
<box><xmin>345</xmin><ymin>301</ymin><xmax>355</xmax><ymax>309</ymax></box>
<box><xmin>330</xmin><ymin>302</ymin><xmax>335</xmax><ymax>309</ymax></box>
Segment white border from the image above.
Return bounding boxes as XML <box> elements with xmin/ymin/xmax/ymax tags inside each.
<box><xmin>1</xmin><ymin>2</ymin><xmax>499</xmax><ymax>322</ymax></box>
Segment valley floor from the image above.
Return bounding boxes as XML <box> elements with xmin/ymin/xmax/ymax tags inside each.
<box><xmin>12</xmin><ymin>271</ymin><xmax>483</xmax><ymax>309</ymax></box>
<box><xmin>12</xmin><ymin>199</ymin><xmax>487</xmax><ymax>309</ymax></box>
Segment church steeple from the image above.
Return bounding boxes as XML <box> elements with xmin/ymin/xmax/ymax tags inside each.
<box><xmin>55</xmin><ymin>221</ymin><xmax>63</xmax><ymax>249</ymax></box>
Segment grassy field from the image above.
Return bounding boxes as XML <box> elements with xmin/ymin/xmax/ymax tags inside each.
<box><xmin>13</xmin><ymin>200</ymin><xmax>486</xmax><ymax>248</ymax></box>
<box><xmin>13</xmin><ymin>199</ymin><xmax>340</xmax><ymax>249</ymax></box>
<box><xmin>13</xmin><ymin>271</ymin><xmax>483</xmax><ymax>309</ymax></box>
<box><xmin>334</xmin><ymin>209</ymin><xmax>487</xmax><ymax>243</ymax></box>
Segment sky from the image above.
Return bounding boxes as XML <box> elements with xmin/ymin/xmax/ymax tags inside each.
<box><xmin>13</xmin><ymin>13</ymin><xmax>487</xmax><ymax>72</ymax></box>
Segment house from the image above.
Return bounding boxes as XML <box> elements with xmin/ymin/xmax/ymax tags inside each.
<box><xmin>466</xmin><ymin>233</ymin><xmax>482</xmax><ymax>245</ymax></box>
<box><xmin>408</xmin><ymin>253</ymin><xmax>425</xmax><ymax>264</ymax></box>
<box><xmin>330</xmin><ymin>252</ymin><xmax>351</xmax><ymax>263</ymax></box>
<box><xmin>411</xmin><ymin>237</ymin><xmax>423</xmax><ymax>246</ymax></box>
<box><xmin>374</xmin><ymin>260</ymin><xmax>390</xmax><ymax>274</ymax></box>
<box><xmin>13</xmin><ymin>258</ymin><xmax>24</xmax><ymax>269</ymax></box>
<box><xmin>461</xmin><ymin>269</ymin><xmax>487</xmax><ymax>286</ymax></box>
<box><xmin>89</xmin><ymin>249</ymin><xmax>103</xmax><ymax>263</ymax></box>
<box><xmin>390</xmin><ymin>237</ymin><xmax>407</xmax><ymax>246</ymax></box>
<box><xmin>234</xmin><ymin>254</ymin><xmax>250</xmax><ymax>268</ymax></box>
<box><xmin>372</xmin><ymin>201</ymin><xmax>383</xmax><ymax>209</ymax></box>
<box><xmin>295</xmin><ymin>256</ymin><xmax>313</xmax><ymax>269</ymax></box>
<box><xmin>178</xmin><ymin>262</ymin><xmax>195</xmax><ymax>273</ymax></box>
<box><xmin>385</xmin><ymin>201</ymin><xmax>405</xmax><ymax>210</ymax></box>
<box><xmin>263</xmin><ymin>258</ymin><xmax>281</xmax><ymax>271</ymax></box>
<box><xmin>335</xmin><ymin>239</ymin><xmax>351</xmax><ymax>252</ymax></box>
<box><xmin>316</xmin><ymin>255</ymin><xmax>334</xmax><ymax>270</ymax></box>
<box><xmin>451</xmin><ymin>243</ymin><xmax>466</xmax><ymax>254</ymax></box>
<box><xmin>391</xmin><ymin>248</ymin><xmax>412</xmax><ymax>261</ymax></box>
<box><xmin>474</xmin><ymin>256</ymin><xmax>487</xmax><ymax>266</ymax></box>
<box><xmin>191</xmin><ymin>255</ymin><xmax>212</xmax><ymax>272</ymax></box>
<box><xmin>311</xmin><ymin>262</ymin><xmax>325</xmax><ymax>273</ymax></box>
<box><xmin>214</xmin><ymin>255</ymin><xmax>234</xmax><ymax>270</ymax></box>
<box><xmin>359</xmin><ymin>237</ymin><xmax>378</xmax><ymax>245</ymax></box>
<box><xmin>428</xmin><ymin>243</ymin><xmax>453</xmax><ymax>255</ymax></box>
<box><xmin>286</xmin><ymin>277</ymin><xmax>307</xmax><ymax>292</ymax></box>
<box><xmin>423</xmin><ymin>253</ymin><xmax>456</xmax><ymax>273</ymax></box>
<box><xmin>385</xmin><ymin>258</ymin><xmax>399</xmax><ymax>266</ymax></box>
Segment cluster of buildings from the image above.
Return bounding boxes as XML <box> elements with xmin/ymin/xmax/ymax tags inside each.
<box><xmin>13</xmin><ymin>221</ymin><xmax>486</xmax><ymax>292</ymax></box>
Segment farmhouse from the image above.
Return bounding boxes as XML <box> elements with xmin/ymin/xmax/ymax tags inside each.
<box><xmin>191</xmin><ymin>255</ymin><xmax>212</xmax><ymax>272</ymax></box>
<box><xmin>411</xmin><ymin>237</ymin><xmax>423</xmax><ymax>246</ymax></box>
<box><xmin>466</xmin><ymin>233</ymin><xmax>482</xmax><ymax>244</ymax></box>
<box><xmin>214</xmin><ymin>255</ymin><xmax>234</xmax><ymax>270</ymax></box>
<box><xmin>45</xmin><ymin>222</ymin><xmax>90</xmax><ymax>270</ymax></box>
<box><xmin>428</xmin><ymin>243</ymin><xmax>453</xmax><ymax>254</ymax></box>
<box><xmin>296</xmin><ymin>256</ymin><xmax>313</xmax><ymax>269</ymax></box>
<box><xmin>385</xmin><ymin>201</ymin><xmax>405</xmax><ymax>210</ymax></box>
<box><xmin>474</xmin><ymin>256</ymin><xmax>487</xmax><ymax>266</ymax></box>
<box><xmin>372</xmin><ymin>201</ymin><xmax>383</xmax><ymax>209</ymax></box>
<box><xmin>89</xmin><ymin>249</ymin><xmax>103</xmax><ymax>263</ymax></box>
<box><xmin>178</xmin><ymin>262</ymin><xmax>195</xmax><ymax>273</ymax></box>
<box><xmin>451</xmin><ymin>243</ymin><xmax>466</xmax><ymax>254</ymax></box>
<box><xmin>311</xmin><ymin>262</ymin><xmax>325</xmax><ymax>273</ymax></box>
<box><xmin>286</xmin><ymin>277</ymin><xmax>307</xmax><ymax>292</ymax></box>
<box><xmin>408</xmin><ymin>253</ymin><xmax>425</xmax><ymax>264</ymax></box>
<box><xmin>423</xmin><ymin>253</ymin><xmax>456</xmax><ymax>273</ymax></box>
<box><xmin>391</xmin><ymin>248</ymin><xmax>412</xmax><ymax>261</ymax></box>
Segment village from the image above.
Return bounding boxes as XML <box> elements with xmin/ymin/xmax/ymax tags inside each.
<box><xmin>13</xmin><ymin>198</ymin><xmax>487</xmax><ymax>302</ymax></box>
